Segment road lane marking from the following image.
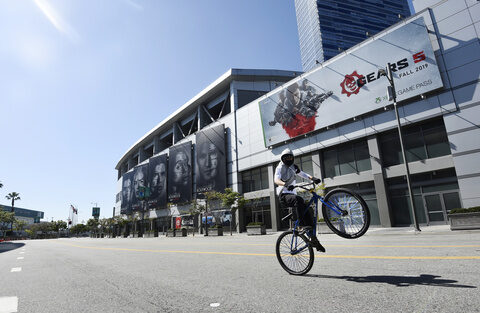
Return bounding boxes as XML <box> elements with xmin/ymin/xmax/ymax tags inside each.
<box><xmin>56</xmin><ymin>242</ymin><xmax>480</xmax><ymax>260</ymax></box>
<box><xmin>234</xmin><ymin>244</ymin><xmax>480</xmax><ymax>248</ymax></box>
<box><xmin>19</xmin><ymin>252</ymin><xmax>24</xmax><ymax>254</ymax></box>
<box><xmin>0</xmin><ymin>296</ymin><xmax>18</xmax><ymax>313</ymax></box>
<box><xmin>210</xmin><ymin>303</ymin><xmax>220</xmax><ymax>307</ymax></box>
<box><xmin>16</xmin><ymin>257</ymin><xmax>24</xmax><ymax>260</ymax></box>
<box><xmin>10</xmin><ymin>268</ymin><xmax>21</xmax><ymax>272</ymax></box>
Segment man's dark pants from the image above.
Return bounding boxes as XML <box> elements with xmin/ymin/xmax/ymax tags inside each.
<box><xmin>279</xmin><ymin>193</ymin><xmax>314</xmax><ymax>228</ymax></box>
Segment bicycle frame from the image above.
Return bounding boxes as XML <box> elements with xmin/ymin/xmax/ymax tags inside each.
<box><xmin>288</xmin><ymin>184</ymin><xmax>346</xmax><ymax>253</ymax></box>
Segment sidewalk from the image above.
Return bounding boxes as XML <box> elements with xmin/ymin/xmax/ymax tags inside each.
<box><xmin>362</xmin><ymin>224</ymin><xmax>480</xmax><ymax>236</ymax></box>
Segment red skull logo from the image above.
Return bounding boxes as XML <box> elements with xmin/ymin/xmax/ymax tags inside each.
<box><xmin>340</xmin><ymin>71</ymin><xmax>364</xmax><ymax>97</ymax></box>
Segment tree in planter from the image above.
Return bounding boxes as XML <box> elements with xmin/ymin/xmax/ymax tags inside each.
<box><xmin>128</xmin><ymin>214</ymin><xmax>139</xmax><ymax>236</ymax></box>
<box><xmin>218</xmin><ymin>188</ymin><xmax>248</xmax><ymax>235</ymax></box>
<box><xmin>69</xmin><ymin>223</ymin><xmax>89</xmax><ymax>236</ymax></box>
<box><xmin>52</xmin><ymin>220</ymin><xmax>68</xmax><ymax>232</ymax></box>
<box><xmin>14</xmin><ymin>219</ymin><xmax>27</xmax><ymax>234</ymax></box>
<box><xmin>86</xmin><ymin>218</ymin><xmax>100</xmax><ymax>237</ymax></box>
<box><xmin>105</xmin><ymin>217</ymin><xmax>115</xmax><ymax>236</ymax></box>
<box><xmin>202</xmin><ymin>191</ymin><xmax>222</xmax><ymax>236</ymax></box>
<box><xmin>0</xmin><ymin>210</ymin><xmax>15</xmax><ymax>239</ymax></box>
<box><xmin>114</xmin><ymin>216</ymin><xmax>128</xmax><ymax>236</ymax></box>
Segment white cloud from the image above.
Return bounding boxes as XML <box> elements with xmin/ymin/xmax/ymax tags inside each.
<box><xmin>33</xmin><ymin>0</ymin><xmax>80</xmax><ymax>44</ymax></box>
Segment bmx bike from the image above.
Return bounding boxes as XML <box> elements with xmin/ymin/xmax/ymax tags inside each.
<box><xmin>275</xmin><ymin>183</ymin><xmax>370</xmax><ymax>275</ymax></box>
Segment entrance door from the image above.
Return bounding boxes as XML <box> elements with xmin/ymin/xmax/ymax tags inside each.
<box><xmin>423</xmin><ymin>191</ymin><xmax>461</xmax><ymax>225</ymax></box>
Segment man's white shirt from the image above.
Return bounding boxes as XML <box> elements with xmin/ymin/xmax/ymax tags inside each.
<box><xmin>274</xmin><ymin>162</ymin><xmax>310</xmax><ymax>196</ymax></box>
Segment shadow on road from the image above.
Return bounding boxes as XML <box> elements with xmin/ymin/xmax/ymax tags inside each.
<box><xmin>0</xmin><ymin>242</ymin><xmax>25</xmax><ymax>254</ymax></box>
<box><xmin>304</xmin><ymin>274</ymin><xmax>477</xmax><ymax>288</ymax></box>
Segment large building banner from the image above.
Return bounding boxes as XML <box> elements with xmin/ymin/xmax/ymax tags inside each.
<box><xmin>168</xmin><ymin>141</ymin><xmax>192</xmax><ymax>203</ymax></box>
<box><xmin>195</xmin><ymin>124</ymin><xmax>226</xmax><ymax>193</ymax></box>
<box><xmin>131</xmin><ymin>164</ymin><xmax>148</xmax><ymax>211</ymax></box>
<box><xmin>259</xmin><ymin>17</ymin><xmax>443</xmax><ymax>147</ymax></box>
<box><xmin>148</xmin><ymin>154</ymin><xmax>168</xmax><ymax>209</ymax></box>
<box><xmin>121</xmin><ymin>171</ymin><xmax>134</xmax><ymax>214</ymax></box>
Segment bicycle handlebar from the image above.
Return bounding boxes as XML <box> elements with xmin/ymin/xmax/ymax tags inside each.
<box><xmin>292</xmin><ymin>182</ymin><xmax>317</xmax><ymax>192</ymax></box>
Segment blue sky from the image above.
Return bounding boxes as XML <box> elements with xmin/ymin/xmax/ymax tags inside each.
<box><xmin>0</xmin><ymin>0</ymin><xmax>302</xmax><ymax>223</ymax></box>
<box><xmin>0</xmin><ymin>0</ymin><xmax>414</xmax><ymax>223</ymax></box>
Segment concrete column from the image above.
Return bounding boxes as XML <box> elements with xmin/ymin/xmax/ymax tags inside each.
<box><xmin>173</xmin><ymin>123</ymin><xmax>184</xmax><ymax>144</ymax></box>
<box><xmin>268</xmin><ymin>164</ymin><xmax>281</xmax><ymax>231</ymax></box>
<box><xmin>367</xmin><ymin>135</ymin><xmax>393</xmax><ymax>227</ymax></box>
<box><xmin>311</xmin><ymin>152</ymin><xmax>323</xmax><ymax>180</ymax></box>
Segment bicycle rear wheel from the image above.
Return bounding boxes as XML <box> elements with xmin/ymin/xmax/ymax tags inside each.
<box><xmin>276</xmin><ymin>230</ymin><xmax>314</xmax><ymax>275</ymax></box>
<box><xmin>322</xmin><ymin>188</ymin><xmax>370</xmax><ymax>239</ymax></box>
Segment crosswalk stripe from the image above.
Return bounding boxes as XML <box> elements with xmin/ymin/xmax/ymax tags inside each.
<box><xmin>0</xmin><ymin>296</ymin><xmax>18</xmax><ymax>313</ymax></box>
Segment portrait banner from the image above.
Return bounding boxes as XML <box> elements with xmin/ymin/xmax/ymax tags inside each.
<box><xmin>195</xmin><ymin>124</ymin><xmax>226</xmax><ymax>194</ymax></box>
<box><xmin>168</xmin><ymin>141</ymin><xmax>192</xmax><ymax>203</ymax></box>
<box><xmin>148</xmin><ymin>154</ymin><xmax>168</xmax><ymax>209</ymax></box>
<box><xmin>121</xmin><ymin>171</ymin><xmax>134</xmax><ymax>214</ymax></box>
<box><xmin>131</xmin><ymin>164</ymin><xmax>148</xmax><ymax>211</ymax></box>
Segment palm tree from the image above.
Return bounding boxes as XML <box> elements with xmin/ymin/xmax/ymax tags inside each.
<box><xmin>6</xmin><ymin>192</ymin><xmax>21</xmax><ymax>210</ymax></box>
<box><xmin>5</xmin><ymin>192</ymin><xmax>20</xmax><ymax>232</ymax></box>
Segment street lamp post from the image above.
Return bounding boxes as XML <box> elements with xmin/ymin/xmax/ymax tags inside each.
<box><xmin>382</xmin><ymin>65</ymin><xmax>421</xmax><ymax>232</ymax></box>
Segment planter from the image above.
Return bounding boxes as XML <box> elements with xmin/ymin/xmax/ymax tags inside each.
<box><xmin>246</xmin><ymin>225</ymin><xmax>266</xmax><ymax>235</ymax></box>
<box><xmin>449</xmin><ymin>212</ymin><xmax>480</xmax><ymax>230</ymax></box>
<box><xmin>166</xmin><ymin>230</ymin><xmax>176</xmax><ymax>237</ymax></box>
<box><xmin>143</xmin><ymin>232</ymin><xmax>155</xmax><ymax>238</ymax></box>
<box><xmin>206</xmin><ymin>227</ymin><xmax>223</xmax><ymax>236</ymax></box>
<box><xmin>187</xmin><ymin>228</ymin><xmax>197</xmax><ymax>236</ymax></box>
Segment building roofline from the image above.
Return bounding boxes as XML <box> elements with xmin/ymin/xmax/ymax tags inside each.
<box><xmin>115</xmin><ymin>68</ymin><xmax>300</xmax><ymax>170</ymax></box>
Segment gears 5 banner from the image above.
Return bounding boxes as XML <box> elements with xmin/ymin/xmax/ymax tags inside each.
<box><xmin>258</xmin><ymin>17</ymin><xmax>443</xmax><ymax>147</ymax></box>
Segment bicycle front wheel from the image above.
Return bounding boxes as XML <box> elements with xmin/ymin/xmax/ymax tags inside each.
<box><xmin>276</xmin><ymin>231</ymin><xmax>314</xmax><ymax>275</ymax></box>
<box><xmin>322</xmin><ymin>188</ymin><xmax>370</xmax><ymax>239</ymax></box>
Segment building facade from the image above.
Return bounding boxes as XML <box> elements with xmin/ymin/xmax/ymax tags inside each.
<box><xmin>116</xmin><ymin>0</ymin><xmax>480</xmax><ymax>233</ymax></box>
<box><xmin>0</xmin><ymin>205</ymin><xmax>44</xmax><ymax>225</ymax></box>
<box><xmin>294</xmin><ymin>0</ymin><xmax>411</xmax><ymax>71</ymax></box>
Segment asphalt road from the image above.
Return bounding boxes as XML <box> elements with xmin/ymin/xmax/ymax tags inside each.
<box><xmin>1</xmin><ymin>228</ymin><xmax>479</xmax><ymax>313</ymax></box>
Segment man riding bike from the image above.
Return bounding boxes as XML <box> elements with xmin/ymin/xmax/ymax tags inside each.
<box><xmin>274</xmin><ymin>148</ymin><xmax>326</xmax><ymax>252</ymax></box>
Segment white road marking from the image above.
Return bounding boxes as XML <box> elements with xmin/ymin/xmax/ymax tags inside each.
<box><xmin>10</xmin><ymin>268</ymin><xmax>21</xmax><ymax>272</ymax></box>
<box><xmin>19</xmin><ymin>252</ymin><xmax>24</xmax><ymax>254</ymax></box>
<box><xmin>210</xmin><ymin>303</ymin><xmax>220</xmax><ymax>307</ymax></box>
<box><xmin>0</xmin><ymin>296</ymin><xmax>18</xmax><ymax>313</ymax></box>
<box><xmin>16</xmin><ymin>257</ymin><xmax>24</xmax><ymax>260</ymax></box>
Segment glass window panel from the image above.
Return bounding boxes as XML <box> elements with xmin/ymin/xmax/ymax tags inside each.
<box><xmin>380</xmin><ymin>132</ymin><xmax>403</xmax><ymax>166</ymax></box>
<box><xmin>390</xmin><ymin>195</ymin><xmax>412</xmax><ymax>226</ymax></box>
<box><xmin>354</xmin><ymin>141</ymin><xmax>371</xmax><ymax>172</ymax></box>
<box><xmin>323</xmin><ymin>149</ymin><xmax>339</xmax><ymax>178</ymax></box>
<box><xmin>424</xmin><ymin>127</ymin><xmax>451</xmax><ymax>158</ymax></box>
<box><xmin>338</xmin><ymin>145</ymin><xmax>356</xmax><ymax>175</ymax></box>
<box><xmin>443</xmin><ymin>192</ymin><xmax>462</xmax><ymax>213</ymax></box>
<box><xmin>404</xmin><ymin>129</ymin><xmax>427</xmax><ymax>162</ymax></box>
<box><xmin>241</xmin><ymin>172</ymin><xmax>252</xmax><ymax>193</ymax></box>
<box><xmin>414</xmin><ymin>194</ymin><xmax>427</xmax><ymax>224</ymax></box>
<box><xmin>423</xmin><ymin>183</ymin><xmax>459</xmax><ymax>193</ymax></box>
<box><xmin>260</xmin><ymin>167</ymin><xmax>269</xmax><ymax>190</ymax></box>
<box><xmin>251</xmin><ymin>169</ymin><xmax>261</xmax><ymax>191</ymax></box>
<box><xmin>364</xmin><ymin>198</ymin><xmax>380</xmax><ymax>225</ymax></box>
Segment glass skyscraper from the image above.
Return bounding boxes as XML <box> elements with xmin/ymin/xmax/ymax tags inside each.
<box><xmin>295</xmin><ymin>0</ymin><xmax>411</xmax><ymax>71</ymax></box>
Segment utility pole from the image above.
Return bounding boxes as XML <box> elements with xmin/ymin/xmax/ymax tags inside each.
<box><xmin>383</xmin><ymin>65</ymin><xmax>421</xmax><ymax>232</ymax></box>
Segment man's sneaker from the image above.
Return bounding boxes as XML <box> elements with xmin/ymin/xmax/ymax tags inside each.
<box><xmin>297</xmin><ymin>226</ymin><xmax>312</xmax><ymax>235</ymax></box>
<box><xmin>310</xmin><ymin>237</ymin><xmax>326</xmax><ymax>253</ymax></box>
